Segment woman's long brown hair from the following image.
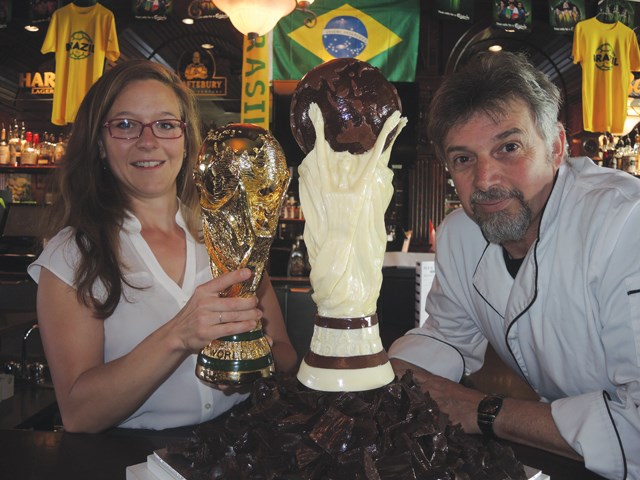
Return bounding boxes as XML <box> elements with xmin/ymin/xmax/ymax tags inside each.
<box><xmin>44</xmin><ymin>60</ymin><xmax>203</xmax><ymax>319</ymax></box>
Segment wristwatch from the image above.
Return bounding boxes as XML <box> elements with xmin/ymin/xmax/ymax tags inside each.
<box><xmin>477</xmin><ymin>394</ymin><xmax>505</xmax><ymax>438</ymax></box>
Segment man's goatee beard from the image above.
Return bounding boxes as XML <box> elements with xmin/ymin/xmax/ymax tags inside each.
<box><xmin>471</xmin><ymin>188</ymin><xmax>532</xmax><ymax>244</ymax></box>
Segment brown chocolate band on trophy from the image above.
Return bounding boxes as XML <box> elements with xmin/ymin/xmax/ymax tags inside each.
<box><xmin>315</xmin><ymin>314</ymin><xmax>378</xmax><ymax>329</ymax></box>
<box><xmin>304</xmin><ymin>350</ymin><xmax>389</xmax><ymax>369</ymax></box>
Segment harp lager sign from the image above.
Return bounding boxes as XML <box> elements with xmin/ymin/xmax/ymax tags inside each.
<box><xmin>18</xmin><ymin>71</ymin><xmax>55</xmax><ymax>96</ymax></box>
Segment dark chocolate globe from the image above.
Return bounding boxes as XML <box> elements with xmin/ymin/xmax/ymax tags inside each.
<box><xmin>290</xmin><ymin>58</ymin><xmax>402</xmax><ymax>155</ymax></box>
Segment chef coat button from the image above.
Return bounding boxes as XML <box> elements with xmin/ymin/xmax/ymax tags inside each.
<box><xmin>204</xmin><ymin>403</ymin><xmax>211</xmax><ymax>410</ymax></box>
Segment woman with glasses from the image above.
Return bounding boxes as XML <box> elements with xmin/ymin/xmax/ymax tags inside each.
<box><xmin>27</xmin><ymin>60</ymin><xmax>297</xmax><ymax>433</ymax></box>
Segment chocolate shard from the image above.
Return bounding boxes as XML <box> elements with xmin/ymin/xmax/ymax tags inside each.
<box><xmin>375</xmin><ymin>451</ymin><xmax>417</xmax><ymax>479</ymax></box>
<box><xmin>276</xmin><ymin>411</ymin><xmax>316</xmax><ymax>432</ymax></box>
<box><xmin>363</xmin><ymin>448</ymin><xmax>383</xmax><ymax>480</ymax></box>
<box><xmin>295</xmin><ymin>441</ymin><xmax>323</xmax><ymax>469</ymax></box>
<box><xmin>308</xmin><ymin>405</ymin><xmax>355</xmax><ymax>454</ymax></box>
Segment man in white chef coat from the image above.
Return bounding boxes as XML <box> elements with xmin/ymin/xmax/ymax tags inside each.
<box><xmin>389</xmin><ymin>51</ymin><xmax>640</xmax><ymax>480</ymax></box>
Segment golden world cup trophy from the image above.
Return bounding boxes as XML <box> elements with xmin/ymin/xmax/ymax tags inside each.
<box><xmin>193</xmin><ymin>124</ymin><xmax>290</xmax><ymax>385</ymax></box>
<box><xmin>290</xmin><ymin>58</ymin><xmax>407</xmax><ymax>391</ymax></box>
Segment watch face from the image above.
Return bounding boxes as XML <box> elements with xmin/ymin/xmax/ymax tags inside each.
<box><xmin>477</xmin><ymin>395</ymin><xmax>504</xmax><ymax>437</ymax></box>
<box><xmin>480</xmin><ymin>395</ymin><xmax>503</xmax><ymax>415</ymax></box>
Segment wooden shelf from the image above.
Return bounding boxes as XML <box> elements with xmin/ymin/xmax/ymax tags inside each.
<box><xmin>0</xmin><ymin>165</ymin><xmax>56</xmax><ymax>174</ymax></box>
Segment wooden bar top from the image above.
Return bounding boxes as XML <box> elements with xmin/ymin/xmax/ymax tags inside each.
<box><xmin>0</xmin><ymin>426</ymin><xmax>606</xmax><ymax>480</ymax></box>
<box><xmin>0</xmin><ymin>383</ymin><xmax>56</xmax><ymax>430</ymax></box>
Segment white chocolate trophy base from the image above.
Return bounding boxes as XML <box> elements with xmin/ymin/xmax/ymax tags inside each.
<box><xmin>297</xmin><ymin>360</ymin><xmax>395</xmax><ymax>392</ymax></box>
<box><xmin>296</xmin><ymin>320</ymin><xmax>395</xmax><ymax>392</ymax></box>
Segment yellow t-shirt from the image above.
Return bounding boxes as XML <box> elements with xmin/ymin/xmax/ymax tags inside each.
<box><xmin>572</xmin><ymin>18</ymin><xmax>640</xmax><ymax>133</ymax></box>
<box><xmin>41</xmin><ymin>3</ymin><xmax>120</xmax><ymax>126</ymax></box>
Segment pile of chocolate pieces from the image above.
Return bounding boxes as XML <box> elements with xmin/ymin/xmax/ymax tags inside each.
<box><xmin>167</xmin><ymin>372</ymin><xmax>526</xmax><ymax>480</ymax></box>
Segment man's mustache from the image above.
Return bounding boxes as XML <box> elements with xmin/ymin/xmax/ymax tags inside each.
<box><xmin>471</xmin><ymin>187</ymin><xmax>522</xmax><ymax>205</ymax></box>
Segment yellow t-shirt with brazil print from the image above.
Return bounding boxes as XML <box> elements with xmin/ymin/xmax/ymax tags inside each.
<box><xmin>42</xmin><ymin>3</ymin><xmax>120</xmax><ymax>126</ymax></box>
<box><xmin>572</xmin><ymin>17</ymin><xmax>640</xmax><ymax>133</ymax></box>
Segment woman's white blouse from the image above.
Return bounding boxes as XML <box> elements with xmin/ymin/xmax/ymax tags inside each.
<box><xmin>28</xmin><ymin>209</ymin><xmax>248</xmax><ymax>430</ymax></box>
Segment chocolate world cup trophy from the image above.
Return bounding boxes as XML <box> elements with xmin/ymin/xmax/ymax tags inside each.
<box><xmin>290</xmin><ymin>58</ymin><xmax>407</xmax><ymax>391</ymax></box>
<box><xmin>194</xmin><ymin>124</ymin><xmax>290</xmax><ymax>385</ymax></box>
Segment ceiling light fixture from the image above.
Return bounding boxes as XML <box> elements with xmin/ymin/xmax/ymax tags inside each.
<box><xmin>488</xmin><ymin>45</ymin><xmax>502</xmax><ymax>52</ymax></box>
<box><xmin>182</xmin><ymin>17</ymin><xmax>195</xmax><ymax>25</ymax></box>
<box><xmin>213</xmin><ymin>0</ymin><xmax>316</xmax><ymax>42</ymax></box>
<box><xmin>201</xmin><ymin>43</ymin><xmax>214</xmax><ymax>49</ymax></box>
<box><xmin>24</xmin><ymin>25</ymin><xmax>39</xmax><ymax>32</ymax></box>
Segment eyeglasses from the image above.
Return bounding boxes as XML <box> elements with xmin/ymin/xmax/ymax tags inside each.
<box><xmin>102</xmin><ymin>118</ymin><xmax>186</xmax><ymax>140</ymax></box>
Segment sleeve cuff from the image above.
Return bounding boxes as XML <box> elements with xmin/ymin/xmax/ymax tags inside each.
<box><xmin>551</xmin><ymin>391</ymin><xmax>626</xmax><ymax>479</ymax></box>
<box><xmin>388</xmin><ymin>332</ymin><xmax>465</xmax><ymax>381</ymax></box>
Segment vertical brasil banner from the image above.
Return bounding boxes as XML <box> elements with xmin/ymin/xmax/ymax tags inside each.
<box><xmin>273</xmin><ymin>0</ymin><xmax>419</xmax><ymax>82</ymax></box>
<box><xmin>241</xmin><ymin>35</ymin><xmax>270</xmax><ymax>130</ymax></box>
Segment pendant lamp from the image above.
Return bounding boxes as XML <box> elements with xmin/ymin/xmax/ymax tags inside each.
<box><xmin>213</xmin><ymin>0</ymin><xmax>297</xmax><ymax>40</ymax></box>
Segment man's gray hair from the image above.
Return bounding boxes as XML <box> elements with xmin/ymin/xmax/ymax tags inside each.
<box><xmin>427</xmin><ymin>52</ymin><xmax>563</xmax><ymax>161</ymax></box>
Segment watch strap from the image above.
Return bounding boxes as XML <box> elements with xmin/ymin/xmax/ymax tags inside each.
<box><xmin>477</xmin><ymin>394</ymin><xmax>505</xmax><ymax>438</ymax></box>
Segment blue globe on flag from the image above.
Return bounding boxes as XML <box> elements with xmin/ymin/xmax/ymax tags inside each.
<box><xmin>322</xmin><ymin>16</ymin><xmax>368</xmax><ymax>58</ymax></box>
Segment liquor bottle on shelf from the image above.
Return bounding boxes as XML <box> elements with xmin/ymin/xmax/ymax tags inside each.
<box><xmin>0</xmin><ymin>123</ymin><xmax>9</xmax><ymax>165</ymax></box>
<box><xmin>21</xmin><ymin>131</ymin><xmax>37</xmax><ymax>165</ymax></box>
<box><xmin>37</xmin><ymin>133</ymin><xmax>51</xmax><ymax>165</ymax></box>
<box><xmin>613</xmin><ymin>135</ymin><xmax>623</xmax><ymax>170</ymax></box>
<box><xmin>596</xmin><ymin>134</ymin><xmax>605</xmax><ymax>166</ymax></box>
<box><xmin>287</xmin><ymin>235</ymin><xmax>309</xmax><ymax>277</ymax></box>
<box><xmin>601</xmin><ymin>134</ymin><xmax>610</xmax><ymax>168</ymax></box>
<box><xmin>53</xmin><ymin>134</ymin><xmax>66</xmax><ymax>163</ymax></box>
<box><xmin>606</xmin><ymin>133</ymin><xmax>616</xmax><ymax>168</ymax></box>
<box><xmin>8</xmin><ymin>119</ymin><xmax>19</xmax><ymax>165</ymax></box>
<box><xmin>14</xmin><ymin>122</ymin><xmax>27</xmax><ymax>165</ymax></box>
<box><xmin>627</xmin><ymin>156</ymin><xmax>637</xmax><ymax>175</ymax></box>
<box><xmin>619</xmin><ymin>135</ymin><xmax>635</xmax><ymax>173</ymax></box>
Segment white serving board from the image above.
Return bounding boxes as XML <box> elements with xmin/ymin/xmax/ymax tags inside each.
<box><xmin>127</xmin><ymin>449</ymin><xmax>550</xmax><ymax>480</ymax></box>
<box><xmin>126</xmin><ymin>461</ymin><xmax>162</xmax><ymax>480</ymax></box>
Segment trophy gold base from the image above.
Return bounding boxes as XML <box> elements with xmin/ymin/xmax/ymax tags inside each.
<box><xmin>195</xmin><ymin>329</ymin><xmax>275</xmax><ymax>386</ymax></box>
<box><xmin>296</xmin><ymin>313</ymin><xmax>395</xmax><ymax>392</ymax></box>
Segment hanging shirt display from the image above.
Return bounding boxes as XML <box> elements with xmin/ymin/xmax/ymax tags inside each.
<box><xmin>572</xmin><ymin>17</ymin><xmax>640</xmax><ymax>133</ymax></box>
<box><xmin>41</xmin><ymin>2</ymin><xmax>120</xmax><ymax>125</ymax></box>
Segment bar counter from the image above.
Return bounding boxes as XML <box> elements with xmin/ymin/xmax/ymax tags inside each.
<box><xmin>0</xmin><ymin>381</ymin><xmax>607</xmax><ymax>479</ymax></box>
<box><xmin>0</xmin><ymin>424</ymin><xmax>606</xmax><ymax>480</ymax></box>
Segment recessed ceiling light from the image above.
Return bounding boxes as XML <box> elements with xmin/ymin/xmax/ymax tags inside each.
<box><xmin>201</xmin><ymin>43</ymin><xmax>214</xmax><ymax>49</ymax></box>
<box><xmin>24</xmin><ymin>25</ymin><xmax>39</xmax><ymax>32</ymax></box>
<box><xmin>488</xmin><ymin>45</ymin><xmax>502</xmax><ymax>52</ymax></box>
<box><xmin>182</xmin><ymin>17</ymin><xmax>194</xmax><ymax>25</ymax></box>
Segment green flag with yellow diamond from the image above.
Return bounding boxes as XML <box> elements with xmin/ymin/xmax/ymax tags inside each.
<box><xmin>273</xmin><ymin>0</ymin><xmax>419</xmax><ymax>82</ymax></box>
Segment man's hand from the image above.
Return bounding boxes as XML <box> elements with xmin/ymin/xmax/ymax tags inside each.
<box><xmin>391</xmin><ymin>358</ymin><xmax>485</xmax><ymax>434</ymax></box>
<box><xmin>390</xmin><ymin>358</ymin><xmax>581</xmax><ymax>460</ymax></box>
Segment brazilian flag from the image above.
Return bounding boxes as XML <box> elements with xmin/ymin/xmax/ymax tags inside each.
<box><xmin>273</xmin><ymin>0</ymin><xmax>420</xmax><ymax>82</ymax></box>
